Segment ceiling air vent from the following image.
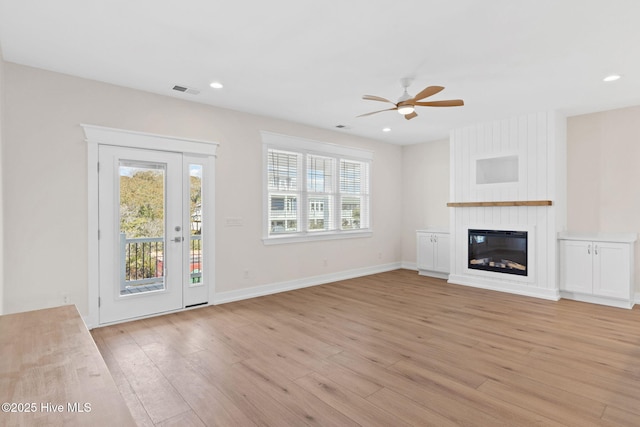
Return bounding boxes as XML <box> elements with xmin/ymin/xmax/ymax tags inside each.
<box><xmin>172</xmin><ymin>85</ymin><xmax>200</xmax><ymax>95</ymax></box>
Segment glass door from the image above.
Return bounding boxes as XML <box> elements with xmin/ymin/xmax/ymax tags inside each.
<box><xmin>183</xmin><ymin>156</ymin><xmax>209</xmax><ymax>307</ymax></box>
<box><xmin>98</xmin><ymin>146</ymin><xmax>184</xmax><ymax>324</ymax></box>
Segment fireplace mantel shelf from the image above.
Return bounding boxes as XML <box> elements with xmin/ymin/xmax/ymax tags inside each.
<box><xmin>447</xmin><ymin>200</ymin><xmax>553</xmax><ymax>208</ymax></box>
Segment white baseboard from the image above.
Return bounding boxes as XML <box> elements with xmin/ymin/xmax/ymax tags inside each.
<box><xmin>636</xmin><ymin>292</ymin><xmax>640</xmax><ymax>306</ymax></box>
<box><xmin>448</xmin><ymin>274</ymin><xmax>561</xmax><ymax>301</ymax></box>
<box><xmin>401</xmin><ymin>262</ymin><xmax>449</xmax><ymax>279</ymax></box>
<box><xmin>213</xmin><ymin>262</ymin><xmax>403</xmax><ymax>305</ymax></box>
<box><xmin>418</xmin><ymin>270</ymin><xmax>449</xmax><ymax>280</ymax></box>
<box><xmin>401</xmin><ymin>261</ymin><xmax>417</xmax><ymax>271</ymax></box>
<box><xmin>560</xmin><ymin>291</ymin><xmax>634</xmax><ymax>309</ymax></box>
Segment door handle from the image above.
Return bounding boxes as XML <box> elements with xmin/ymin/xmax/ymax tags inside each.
<box><xmin>173</xmin><ymin>236</ymin><xmax>184</xmax><ymax>243</ymax></box>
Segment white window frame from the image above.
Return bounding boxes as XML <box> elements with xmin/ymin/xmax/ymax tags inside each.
<box><xmin>262</xmin><ymin>131</ymin><xmax>373</xmax><ymax>245</ymax></box>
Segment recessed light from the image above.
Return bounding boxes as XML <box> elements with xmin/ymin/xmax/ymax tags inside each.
<box><xmin>209</xmin><ymin>81</ymin><xmax>224</xmax><ymax>89</ymax></box>
<box><xmin>603</xmin><ymin>74</ymin><xmax>621</xmax><ymax>82</ymax></box>
<box><xmin>382</xmin><ymin>127</ymin><xmax>391</xmax><ymax>132</ymax></box>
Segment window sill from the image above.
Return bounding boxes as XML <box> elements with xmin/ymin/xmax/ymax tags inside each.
<box><xmin>263</xmin><ymin>230</ymin><xmax>373</xmax><ymax>245</ymax></box>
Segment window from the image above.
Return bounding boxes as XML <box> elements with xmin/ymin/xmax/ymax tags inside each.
<box><xmin>262</xmin><ymin>132</ymin><xmax>372</xmax><ymax>243</ymax></box>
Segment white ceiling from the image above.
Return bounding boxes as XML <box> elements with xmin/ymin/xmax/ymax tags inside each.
<box><xmin>1</xmin><ymin>0</ymin><xmax>639</xmax><ymax>145</ymax></box>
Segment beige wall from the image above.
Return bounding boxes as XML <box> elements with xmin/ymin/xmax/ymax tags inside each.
<box><xmin>2</xmin><ymin>62</ymin><xmax>403</xmax><ymax>316</ymax></box>
<box><xmin>567</xmin><ymin>106</ymin><xmax>640</xmax><ymax>292</ymax></box>
<box><xmin>400</xmin><ymin>139</ymin><xmax>450</xmax><ymax>264</ymax></box>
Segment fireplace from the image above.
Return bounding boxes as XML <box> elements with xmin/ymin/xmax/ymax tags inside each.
<box><xmin>468</xmin><ymin>229</ymin><xmax>528</xmax><ymax>276</ymax></box>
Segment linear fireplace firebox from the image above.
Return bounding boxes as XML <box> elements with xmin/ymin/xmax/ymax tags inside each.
<box><xmin>468</xmin><ymin>229</ymin><xmax>528</xmax><ymax>276</ymax></box>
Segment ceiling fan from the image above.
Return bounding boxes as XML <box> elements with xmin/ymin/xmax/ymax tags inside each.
<box><xmin>358</xmin><ymin>78</ymin><xmax>464</xmax><ymax>120</ymax></box>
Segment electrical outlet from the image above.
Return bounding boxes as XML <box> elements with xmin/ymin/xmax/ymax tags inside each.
<box><xmin>63</xmin><ymin>294</ymin><xmax>69</xmax><ymax>304</ymax></box>
<box><xmin>243</xmin><ymin>269</ymin><xmax>250</xmax><ymax>279</ymax></box>
<box><xmin>323</xmin><ymin>259</ymin><xmax>328</xmax><ymax>267</ymax></box>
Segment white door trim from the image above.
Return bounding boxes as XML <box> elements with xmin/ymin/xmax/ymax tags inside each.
<box><xmin>82</xmin><ymin>124</ymin><xmax>219</xmax><ymax>156</ymax></box>
<box><xmin>83</xmin><ymin>124</ymin><xmax>218</xmax><ymax>328</ymax></box>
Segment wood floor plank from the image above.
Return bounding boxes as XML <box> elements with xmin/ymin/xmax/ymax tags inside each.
<box><xmin>186</xmin><ymin>348</ymin><xmax>310</xmax><ymax>426</ymax></box>
<box><xmin>601</xmin><ymin>405</ymin><xmax>640</xmax><ymax>426</ymax></box>
<box><xmin>141</xmin><ymin>343</ymin><xmax>258</xmax><ymax>426</ymax></box>
<box><xmin>311</xmin><ymin>358</ymin><xmax>384</xmax><ymax>398</ymax></box>
<box><xmin>155</xmin><ymin>410</ymin><xmax>206</xmax><ymax>427</ymax></box>
<box><xmin>92</xmin><ymin>334</ymin><xmax>155</xmax><ymax>427</ymax></box>
<box><xmin>91</xmin><ymin>269</ymin><xmax>640</xmax><ymax>426</ymax></box>
<box><xmin>295</xmin><ymin>372</ymin><xmax>410</xmax><ymax>427</ymax></box>
<box><xmin>478</xmin><ymin>378</ymin><xmax>607</xmax><ymax>426</ymax></box>
<box><xmin>234</xmin><ymin>358</ymin><xmax>360</xmax><ymax>426</ymax></box>
<box><xmin>365</xmin><ymin>387</ymin><xmax>463</xmax><ymax>427</ymax></box>
<box><xmin>286</xmin><ymin>315</ymin><xmax>404</xmax><ymax>367</ymax></box>
<box><xmin>101</xmin><ymin>341</ymin><xmax>191</xmax><ymax>424</ymax></box>
<box><xmin>328</xmin><ymin>350</ymin><xmax>541</xmax><ymax>426</ymax></box>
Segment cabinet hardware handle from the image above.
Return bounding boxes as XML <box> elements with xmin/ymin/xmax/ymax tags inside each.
<box><xmin>594</xmin><ymin>245</ymin><xmax>598</xmax><ymax>255</ymax></box>
<box><xmin>587</xmin><ymin>244</ymin><xmax>591</xmax><ymax>255</ymax></box>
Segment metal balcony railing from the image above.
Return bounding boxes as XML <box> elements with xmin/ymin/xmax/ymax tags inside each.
<box><xmin>120</xmin><ymin>233</ymin><xmax>202</xmax><ymax>293</ymax></box>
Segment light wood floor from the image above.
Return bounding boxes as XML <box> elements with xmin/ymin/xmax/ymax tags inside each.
<box><xmin>91</xmin><ymin>270</ymin><xmax>640</xmax><ymax>426</ymax></box>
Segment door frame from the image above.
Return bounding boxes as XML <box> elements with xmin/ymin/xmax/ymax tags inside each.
<box><xmin>83</xmin><ymin>124</ymin><xmax>218</xmax><ymax>328</ymax></box>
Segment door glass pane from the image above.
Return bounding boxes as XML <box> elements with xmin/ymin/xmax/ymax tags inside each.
<box><xmin>189</xmin><ymin>164</ymin><xmax>203</xmax><ymax>285</ymax></box>
<box><xmin>119</xmin><ymin>161</ymin><xmax>166</xmax><ymax>295</ymax></box>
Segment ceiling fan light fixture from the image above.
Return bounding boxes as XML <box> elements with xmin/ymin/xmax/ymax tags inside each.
<box><xmin>358</xmin><ymin>82</ymin><xmax>463</xmax><ymax>120</ymax></box>
<box><xmin>397</xmin><ymin>104</ymin><xmax>415</xmax><ymax>115</ymax></box>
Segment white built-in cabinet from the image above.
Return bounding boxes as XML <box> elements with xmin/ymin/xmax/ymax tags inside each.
<box><xmin>417</xmin><ymin>229</ymin><xmax>450</xmax><ymax>279</ymax></box>
<box><xmin>558</xmin><ymin>232</ymin><xmax>637</xmax><ymax>309</ymax></box>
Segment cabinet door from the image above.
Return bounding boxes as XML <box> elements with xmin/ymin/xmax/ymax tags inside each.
<box><xmin>416</xmin><ymin>232</ymin><xmax>435</xmax><ymax>270</ymax></box>
<box><xmin>434</xmin><ymin>233</ymin><xmax>450</xmax><ymax>273</ymax></box>
<box><xmin>560</xmin><ymin>240</ymin><xmax>593</xmax><ymax>293</ymax></box>
<box><xmin>593</xmin><ymin>242</ymin><xmax>631</xmax><ymax>299</ymax></box>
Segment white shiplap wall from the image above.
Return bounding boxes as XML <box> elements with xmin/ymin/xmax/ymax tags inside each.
<box><xmin>448</xmin><ymin>111</ymin><xmax>566</xmax><ymax>300</ymax></box>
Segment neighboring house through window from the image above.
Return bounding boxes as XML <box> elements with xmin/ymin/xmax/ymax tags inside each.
<box><xmin>262</xmin><ymin>132</ymin><xmax>372</xmax><ymax>244</ymax></box>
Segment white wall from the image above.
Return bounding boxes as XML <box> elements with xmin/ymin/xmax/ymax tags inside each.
<box><xmin>567</xmin><ymin>106</ymin><xmax>640</xmax><ymax>292</ymax></box>
<box><xmin>2</xmin><ymin>62</ymin><xmax>403</xmax><ymax>316</ymax></box>
<box><xmin>400</xmin><ymin>139</ymin><xmax>449</xmax><ymax>266</ymax></box>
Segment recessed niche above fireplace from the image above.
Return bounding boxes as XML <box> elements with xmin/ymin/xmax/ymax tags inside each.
<box><xmin>476</xmin><ymin>155</ymin><xmax>519</xmax><ymax>184</ymax></box>
<box><xmin>468</xmin><ymin>229</ymin><xmax>528</xmax><ymax>277</ymax></box>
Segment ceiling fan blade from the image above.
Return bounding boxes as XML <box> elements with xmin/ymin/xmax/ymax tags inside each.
<box><xmin>415</xmin><ymin>99</ymin><xmax>464</xmax><ymax>107</ymax></box>
<box><xmin>404</xmin><ymin>111</ymin><xmax>418</xmax><ymax>120</ymax></box>
<box><xmin>412</xmin><ymin>86</ymin><xmax>445</xmax><ymax>102</ymax></box>
<box><xmin>363</xmin><ymin>95</ymin><xmax>394</xmax><ymax>104</ymax></box>
<box><xmin>357</xmin><ymin>107</ymin><xmax>397</xmax><ymax>117</ymax></box>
